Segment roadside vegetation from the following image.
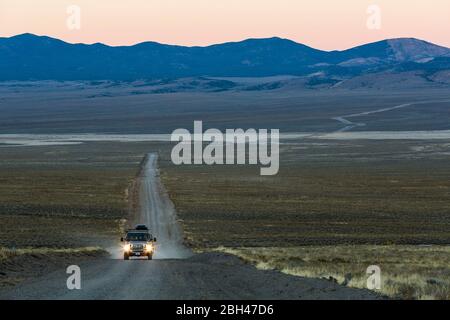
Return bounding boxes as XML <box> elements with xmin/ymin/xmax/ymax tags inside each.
<box><xmin>160</xmin><ymin>138</ymin><xmax>450</xmax><ymax>300</ymax></box>
<box><xmin>0</xmin><ymin>141</ymin><xmax>165</xmax><ymax>249</ymax></box>
<box><xmin>161</xmin><ymin>139</ymin><xmax>450</xmax><ymax>247</ymax></box>
<box><xmin>214</xmin><ymin>245</ymin><xmax>450</xmax><ymax>300</ymax></box>
<box><xmin>0</xmin><ymin>246</ymin><xmax>104</xmax><ymax>261</ymax></box>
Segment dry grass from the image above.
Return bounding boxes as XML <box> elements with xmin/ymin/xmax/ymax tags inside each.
<box><xmin>0</xmin><ymin>246</ymin><xmax>104</xmax><ymax>262</ymax></box>
<box><xmin>160</xmin><ymin>138</ymin><xmax>450</xmax><ymax>300</ymax></box>
<box><xmin>160</xmin><ymin>139</ymin><xmax>450</xmax><ymax>247</ymax></box>
<box><xmin>0</xmin><ymin>141</ymin><xmax>165</xmax><ymax>249</ymax></box>
<box><xmin>214</xmin><ymin>245</ymin><xmax>450</xmax><ymax>300</ymax></box>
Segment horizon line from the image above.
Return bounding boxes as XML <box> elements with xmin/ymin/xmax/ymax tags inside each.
<box><xmin>2</xmin><ymin>32</ymin><xmax>448</xmax><ymax>52</ymax></box>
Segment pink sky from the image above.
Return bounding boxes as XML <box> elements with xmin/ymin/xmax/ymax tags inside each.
<box><xmin>0</xmin><ymin>0</ymin><xmax>449</xmax><ymax>50</ymax></box>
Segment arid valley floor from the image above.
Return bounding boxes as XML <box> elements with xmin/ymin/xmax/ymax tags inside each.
<box><xmin>0</xmin><ymin>80</ymin><xmax>450</xmax><ymax>299</ymax></box>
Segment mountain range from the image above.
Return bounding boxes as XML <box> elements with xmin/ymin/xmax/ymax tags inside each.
<box><xmin>1</xmin><ymin>33</ymin><xmax>449</xmax><ymax>81</ymax></box>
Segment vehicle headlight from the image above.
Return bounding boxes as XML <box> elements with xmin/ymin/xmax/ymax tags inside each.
<box><xmin>145</xmin><ymin>243</ymin><xmax>153</xmax><ymax>251</ymax></box>
<box><xmin>124</xmin><ymin>244</ymin><xmax>131</xmax><ymax>252</ymax></box>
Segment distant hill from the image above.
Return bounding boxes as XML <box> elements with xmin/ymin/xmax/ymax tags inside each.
<box><xmin>0</xmin><ymin>33</ymin><xmax>449</xmax><ymax>81</ymax></box>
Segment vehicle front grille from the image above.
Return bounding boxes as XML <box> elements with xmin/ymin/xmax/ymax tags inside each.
<box><xmin>131</xmin><ymin>244</ymin><xmax>144</xmax><ymax>251</ymax></box>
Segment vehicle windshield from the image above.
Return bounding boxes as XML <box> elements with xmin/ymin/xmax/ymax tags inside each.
<box><xmin>126</xmin><ymin>233</ymin><xmax>149</xmax><ymax>241</ymax></box>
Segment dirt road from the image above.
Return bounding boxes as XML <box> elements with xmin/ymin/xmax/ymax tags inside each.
<box><xmin>138</xmin><ymin>154</ymin><xmax>192</xmax><ymax>259</ymax></box>
<box><xmin>0</xmin><ymin>153</ymin><xmax>381</xmax><ymax>300</ymax></box>
<box><xmin>332</xmin><ymin>99</ymin><xmax>450</xmax><ymax>132</ymax></box>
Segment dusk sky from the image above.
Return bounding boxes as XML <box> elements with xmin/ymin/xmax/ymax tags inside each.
<box><xmin>1</xmin><ymin>0</ymin><xmax>449</xmax><ymax>50</ymax></box>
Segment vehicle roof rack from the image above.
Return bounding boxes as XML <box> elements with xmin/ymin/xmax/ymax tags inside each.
<box><xmin>135</xmin><ymin>224</ymin><xmax>149</xmax><ymax>230</ymax></box>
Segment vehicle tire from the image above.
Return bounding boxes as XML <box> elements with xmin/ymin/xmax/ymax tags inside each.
<box><xmin>148</xmin><ymin>254</ymin><xmax>153</xmax><ymax>260</ymax></box>
<box><xmin>124</xmin><ymin>253</ymin><xmax>130</xmax><ymax>260</ymax></box>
